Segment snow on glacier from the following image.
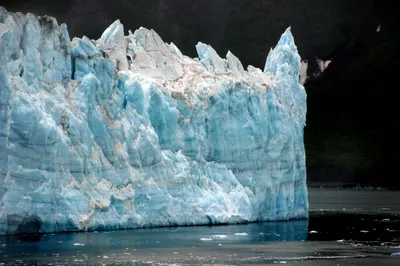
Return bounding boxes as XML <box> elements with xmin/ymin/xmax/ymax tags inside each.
<box><xmin>0</xmin><ymin>7</ymin><xmax>308</xmax><ymax>234</ymax></box>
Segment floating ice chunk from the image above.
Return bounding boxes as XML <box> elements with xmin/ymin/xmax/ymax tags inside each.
<box><xmin>73</xmin><ymin>243</ymin><xmax>85</xmax><ymax>246</ymax></box>
<box><xmin>200</xmin><ymin>238</ymin><xmax>213</xmax><ymax>241</ymax></box>
<box><xmin>337</xmin><ymin>239</ymin><xmax>346</xmax><ymax>242</ymax></box>
<box><xmin>234</xmin><ymin>233</ymin><xmax>248</xmax><ymax>236</ymax></box>
<box><xmin>309</xmin><ymin>230</ymin><xmax>318</xmax><ymax>234</ymax></box>
<box><xmin>213</xmin><ymin>235</ymin><xmax>228</xmax><ymax>238</ymax></box>
<box><xmin>360</xmin><ymin>230</ymin><xmax>369</xmax><ymax>233</ymax></box>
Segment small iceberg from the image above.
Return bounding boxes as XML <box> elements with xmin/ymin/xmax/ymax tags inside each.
<box><xmin>234</xmin><ymin>232</ymin><xmax>248</xmax><ymax>236</ymax></box>
<box><xmin>213</xmin><ymin>235</ymin><xmax>228</xmax><ymax>238</ymax></box>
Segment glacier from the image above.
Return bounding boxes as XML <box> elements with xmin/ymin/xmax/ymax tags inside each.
<box><xmin>0</xmin><ymin>7</ymin><xmax>308</xmax><ymax>235</ymax></box>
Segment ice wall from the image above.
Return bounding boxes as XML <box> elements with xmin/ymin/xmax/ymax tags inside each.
<box><xmin>0</xmin><ymin>7</ymin><xmax>308</xmax><ymax>235</ymax></box>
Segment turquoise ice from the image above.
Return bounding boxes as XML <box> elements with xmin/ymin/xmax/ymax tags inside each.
<box><xmin>0</xmin><ymin>7</ymin><xmax>307</xmax><ymax>234</ymax></box>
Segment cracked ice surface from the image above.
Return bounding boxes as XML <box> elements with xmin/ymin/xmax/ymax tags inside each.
<box><xmin>0</xmin><ymin>7</ymin><xmax>307</xmax><ymax>234</ymax></box>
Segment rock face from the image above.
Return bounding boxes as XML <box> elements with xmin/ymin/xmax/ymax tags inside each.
<box><xmin>299</xmin><ymin>58</ymin><xmax>331</xmax><ymax>85</ymax></box>
<box><xmin>0</xmin><ymin>8</ymin><xmax>307</xmax><ymax>235</ymax></box>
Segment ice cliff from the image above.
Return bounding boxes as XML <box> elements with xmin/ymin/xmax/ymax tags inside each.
<box><xmin>0</xmin><ymin>7</ymin><xmax>307</xmax><ymax>235</ymax></box>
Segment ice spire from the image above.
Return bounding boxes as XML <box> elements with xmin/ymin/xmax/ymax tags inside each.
<box><xmin>264</xmin><ymin>27</ymin><xmax>306</xmax><ymax>126</ymax></box>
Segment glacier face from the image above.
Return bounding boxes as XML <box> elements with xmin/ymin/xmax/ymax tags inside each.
<box><xmin>0</xmin><ymin>7</ymin><xmax>308</xmax><ymax>235</ymax></box>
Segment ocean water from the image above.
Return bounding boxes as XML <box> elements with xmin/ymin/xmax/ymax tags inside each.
<box><xmin>1</xmin><ymin>188</ymin><xmax>400</xmax><ymax>265</ymax></box>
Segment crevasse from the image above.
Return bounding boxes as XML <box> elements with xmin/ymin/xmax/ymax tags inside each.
<box><xmin>0</xmin><ymin>7</ymin><xmax>307</xmax><ymax>235</ymax></box>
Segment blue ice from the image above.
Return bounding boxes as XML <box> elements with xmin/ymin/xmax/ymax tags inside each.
<box><xmin>0</xmin><ymin>7</ymin><xmax>307</xmax><ymax>234</ymax></box>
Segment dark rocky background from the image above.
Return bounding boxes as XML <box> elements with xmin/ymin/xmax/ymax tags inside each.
<box><xmin>1</xmin><ymin>0</ymin><xmax>396</xmax><ymax>187</ymax></box>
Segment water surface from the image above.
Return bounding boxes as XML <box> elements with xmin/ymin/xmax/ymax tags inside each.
<box><xmin>1</xmin><ymin>188</ymin><xmax>399</xmax><ymax>265</ymax></box>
